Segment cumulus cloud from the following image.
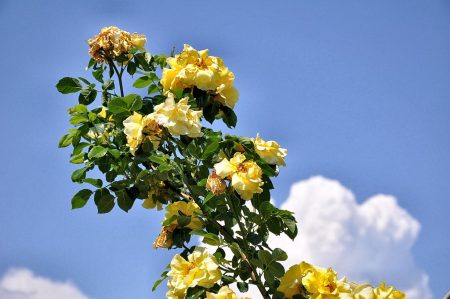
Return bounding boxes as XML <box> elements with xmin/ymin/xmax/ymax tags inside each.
<box><xmin>239</xmin><ymin>176</ymin><xmax>432</xmax><ymax>299</ymax></box>
<box><xmin>0</xmin><ymin>268</ymin><xmax>89</xmax><ymax>299</ymax></box>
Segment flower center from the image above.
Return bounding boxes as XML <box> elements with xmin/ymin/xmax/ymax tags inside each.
<box><xmin>237</xmin><ymin>163</ymin><xmax>248</xmax><ymax>173</ymax></box>
<box><xmin>195</xmin><ymin>58</ymin><xmax>208</xmax><ymax>69</ymax></box>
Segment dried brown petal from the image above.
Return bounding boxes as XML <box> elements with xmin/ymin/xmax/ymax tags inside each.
<box><xmin>206</xmin><ymin>170</ymin><xmax>227</xmax><ymax>196</ymax></box>
<box><xmin>153</xmin><ymin>224</ymin><xmax>176</xmax><ymax>249</ymax></box>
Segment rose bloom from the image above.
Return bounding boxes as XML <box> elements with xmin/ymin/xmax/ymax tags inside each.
<box><xmin>164</xmin><ymin>201</ymin><xmax>203</xmax><ymax>230</ymax></box>
<box><xmin>253</xmin><ymin>134</ymin><xmax>288</xmax><ymax>166</ymax></box>
<box><xmin>214</xmin><ymin>152</ymin><xmax>263</xmax><ymax>200</ymax></box>
<box><xmin>166</xmin><ymin>247</ymin><xmax>222</xmax><ymax>299</ymax></box>
<box><xmin>151</xmin><ymin>93</ymin><xmax>203</xmax><ymax>138</ymax></box>
<box><xmin>372</xmin><ymin>282</ymin><xmax>405</xmax><ymax>299</ymax></box>
<box><xmin>339</xmin><ymin>282</ymin><xmax>405</xmax><ymax>299</ymax></box>
<box><xmin>278</xmin><ymin>262</ymin><xmax>351</xmax><ymax>299</ymax></box>
<box><xmin>160</xmin><ymin>44</ymin><xmax>239</xmax><ymax>109</ymax></box>
<box><xmin>123</xmin><ymin>112</ymin><xmax>162</xmax><ymax>155</ymax></box>
<box><xmin>206</xmin><ymin>286</ymin><xmax>238</xmax><ymax>299</ymax></box>
<box><xmin>88</xmin><ymin>26</ymin><xmax>146</xmax><ymax>63</ymax></box>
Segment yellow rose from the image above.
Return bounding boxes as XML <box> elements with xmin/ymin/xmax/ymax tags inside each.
<box><xmin>277</xmin><ymin>263</ymin><xmax>304</xmax><ymax>298</ymax></box>
<box><xmin>347</xmin><ymin>283</ymin><xmax>375</xmax><ymax>299</ymax></box>
<box><xmin>160</xmin><ymin>44</ymin><xmax>239</xmax><ymax>109</ymax></box>
<box><xmin>166</xmin><ymin>247</ymin><xmax>222</xmax><ymax>298</ymax></box>
<box><xmin>373</xmin><ymin>282</ymin><xmax>405</xmax><ymax>299</ymax></box>
<box><xmin>215</xmin><ymin>85</ymin><xmax>239</xmax><ymax>109</ymax></box>
<box><xmin>123</xmin><ymin>112</ymin><xmax>162</xmax><ymax>155</ymax></box>
<box><xmin>214</xmin><ymin>153</ymin><xmax>263</xmax><ymax>200</ymax></box>
<box><xmin>164</xmin><ymin>201</ymin><xmax>203</xmax><ymax>230</ymax></box>
<box><xmin>278</xmin><ymin>262</ymin><xmax>351</xmax><ymax>299</ymax></box>
<box><xmin>130</xmin><ymin>32</ymin><xmax>146</xmax><ymax>51</ymax></box>
<box><xmin>151</xmin><ymin>93</ymin><xmax>203</xmax><ymax>138</ymax></box>
<box><xmin>206</xmin><ymin>286</ymin><xmax>238</xmax><ymax>299</ymax></box>
<box><xmin>253</xmin><ymin>134</ymin><xmax>288</xmax><ymax>166</ymax></box>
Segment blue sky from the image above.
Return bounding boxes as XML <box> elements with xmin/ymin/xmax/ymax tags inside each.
<box><xmin>0</xmin><ymin>0</ymin><xmax>449</xmax><ymax>298</ymax></box>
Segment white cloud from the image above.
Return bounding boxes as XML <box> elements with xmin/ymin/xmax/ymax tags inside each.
<box><xmin>0</xmin><ymin>268</ymin><xmax>89</xmax><ymax>299</ymax></box>
<box><xmin>239</xmin><ymin>176</ymin><xmax>432</xmax><ymax>299</ymax></box>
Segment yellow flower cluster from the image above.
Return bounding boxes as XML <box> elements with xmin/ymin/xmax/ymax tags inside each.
<box><xmin>166</xmin><ymin>247</ymin><xmax>222</xmax><ymax>299</ymax></box>
<box><xmin>88</xmin><ymin>26</ymin><xmax>146</xmax><ymax>63</ymax></box>
<box><xmin>151</xmin><ymin>93</ymin><xmax>203</xmax><ymax>137</ymax></box>
<box><xmin>278</xmin><ymin>262</ymin><xmax>405</xmax><ymax>299</ymax></box>
<box><xmin>214</xmin><ymin>152</ymin><xmax>263</xmax><ymax>200</ymax></box>
<box><xmin>123</xmin><ymin>94</ymin><xmax>203</xmax><ymax>155</ymax></box>
<box><xmin>123</xmin><ymin>112</ymin><xmax>162</xmax><ymax>155</ymax></box>
<box><xmin>161</xmin><ymin>44</ymin><xmax>239</xmax><ymax>108</ymax></box>
<box><xmin>164</xmin><ymin>201</ymin><xmax>203</xmax><ymax>230</ymax></box>
<box><xmin>253</xmin><ymin>134</ymin><xmax>288</xmax><ymax>166</ymax></box>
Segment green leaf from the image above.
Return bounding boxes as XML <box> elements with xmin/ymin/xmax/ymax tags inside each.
<box><xmin>158</xmin><ymin>163</ymin><xmax>173</xmax><ymax>173</ymax></box>
<box><xmin>102</xmin><ymin>79</ymin><xmax>115</xmax><ymax>90</ymax></box>
<box><xmin>133</xmin><ymin>76</ymin><xmax>152</xmax><ymax>88</ymax></box>
<box><xmin>203</xmin><ymin>192</ymin><xmax>214</xmax><ymax>204</ymax></box>
<box><xmin>197</xmin><ymin>178</ymin><xmax>207</xmax><ymax>187</ymax></box>
<box><xmin>268</xmin><ymin>261</ymin><xmax>285</xmax><ymax>278</ymax></box>
<box><xmin>221</xmin><ymin>275</ymin><xmax>236</xmax><ymax>284</ymax></box>
<box><xmin>92</xmin><ymin>67</ymin><xmax>104</xmax><ymax>83</ymax></box>
<box><xmin>116</xmin><ymin>189</ymin><xmax>135</xmax><ymax>212</ymax></box>
<box><xmin>126</xmin><ymin>61</ymin><xmax>136</xmax><ymax>75</ymax></box>
<box><xmin>71</xmin><ymin>167</ymin><xmax>87</xmax><ymax>182</ymax></box>
<box><xmin>222</xmin><ymin>106</ymin><xmax>237</xmax><ymax>128</ymax></box>
<box><xmin>109</xmin><ymin>149</ymin><xmax>121</xmax><ymax>159</ymax></box>
<box><xmin>247</xmin><ymin>232</ymin><xmax>262</xmax><ymax>245</ymax></box>
<box><xmin>56</xmin><ymin>77</ymin><xmax>82</xmax><ymax>94</ymax></box>
<box><xmin>83</xmin><ymin>178</ymin><xmax>103</xmax><ymax>188</ymax></box>
<box><xmin>73</xmin><ymin>142</ymin><xmax>90</xmax><ymax>155</ymax></box>
<box><xmin>70</xmin><ymin>115</ymin><xmax>89</xmax><ymax>125</ymax></box>
<box><xmin>88</xmin><ymin>146</ymin><xmax>108</xmax><ymax>159</ymax></box>
<box><xmin>94</xmin><ymin>188</ymin><xmax>115</xmax><ymax>213</ymax></box>
<box><xmin>71</xmin><ymin>189</ymin><xmax>92</xmax><ymax>209</ymax></box>
<box><xmin>107</xmin><ymin>97</ymin><xmax>129</xmax><ymax>114</ymax></box>
<box><xmin>258</xmin><ymin>250</ymin><xmax>272</xmax><ymax>266</ymax></box>
<box><xmin>202</xmin><ymin>140</ymin><xmax>219</xmax><ymax>159</ymax></box>
<box><xmin>70</xmin><ymin>152</ymin><xmax>85</xmax><ymax>164</ymax></box>
<box><xmin>123</xmin><ymin>94</ymin><xmax>143</xmax><ymax>111</ymax></box>
<box><xmin>272</xmin><ymin>248</ymin><xmax>288</xmax><ymax>261</ymax></box>
<box><xmin>149</xmin><ymin>153</ymin><xmax>168</xmax><ymax>164</ymax></box>
<box><xmin>152</xmin><ymin>271</ymin><xmax>168</xmax><ymax>291</ymax></box>
<box><xmin>58</xmin><ymin>134</ymin><xmax>73</xmax><ymax>148</ymax></box>
<box><xmin>147</xmin><ymin>84</ymin><xmax>159</xmax><ymax>94</ymax></box>
<box><xmin>190</xmin><ymin>230</ymin><xmax>220</xmax><ymax>246</ymax></box>
<box><xmin>237</xmin><ymin>282</ymin><xmax>249</xmax><ymax>293</ymax></box>
<box><xmin>78</xmin><ymin>87</ymin><xmax>97</xmax><ymax>105</ymax></box>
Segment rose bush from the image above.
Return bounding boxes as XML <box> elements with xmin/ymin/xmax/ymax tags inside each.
<box><xmin>57</xmin><ymin>27</ymin><xmax>405</xmax><ymax>299</ymax></box>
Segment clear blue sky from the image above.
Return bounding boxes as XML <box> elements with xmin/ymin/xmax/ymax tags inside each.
<box><xmin>0</xmin><ymin>0</ymin><xmax>449</xmax><ymax>298</ymax></box>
